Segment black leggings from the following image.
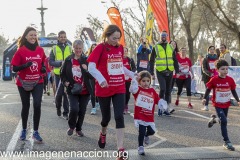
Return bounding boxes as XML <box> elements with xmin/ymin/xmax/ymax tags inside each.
<box><xmin>125</xmin><ymin>81</ymin><xmax>131</xmax><ymax>108</ymax></box>
<box><xmin>98</xmin><ymin>94</ymin><xmax>125</xmax><ymax>128</ymax></box>
<box><xmin>18</xmin><ymin>83</ymin><xmax>43</xmax><ymax>131</ymax></box>
<box><xmin>176</xmin><ymin>77</ymin><xmax>191</xmax><ymax>96</ymax></box>
<box><xmin>138</xmin><ymin>124</ymin><xmax>155</xmax><ymax>146</ymax></box>
<box><xmin>89</xmin><ymin>79</ymin><xmax>98</xmax><ymax>108</ymax></box>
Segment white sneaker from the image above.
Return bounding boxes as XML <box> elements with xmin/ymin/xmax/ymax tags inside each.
<box><xmin>95</xmin><ymin>103</ymin><xmax>100</xmax><ymax>110</ymax></box>
<box><xmin>90</xmin><ymin>108</ymin><xmax>97</xmax><ymax>115</ymax></box>
<box><xmin>201</xmin><ymin>106</ymin><xmax>209</xmax><ymax>111</ymax></box>
<box><xmin>138</xmin><ymin>146</ymin><xmax>145</xmax><ymax>155</ymax></box>
<box><xmin>144</xmin><ymin>136</ymin><xmax>149</xmax><ymax>145</ymax></box>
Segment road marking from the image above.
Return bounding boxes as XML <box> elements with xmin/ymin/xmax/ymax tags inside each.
<box><xmin>129</xmin><ymin>113</ymin><xmax>167</xmax><ymax>148</ymax></box>
<box><xmin>179</xmin><ymin>110</ymin><xmax>210</xmax><ymax>119</ymax></box>
<box><xmin>6</xmin><ymin>121</ymin><xmax>22</xmax><ymax>152</ymax></box>
<box><xmin>0</xmin><ymin>102</ymin><xmax>21</xmax><ymax>105</ymax></box>
<box><xmin>0</xmin><ymin>94</ymin><xmax>18</xmax><ymax>99</ymax></box>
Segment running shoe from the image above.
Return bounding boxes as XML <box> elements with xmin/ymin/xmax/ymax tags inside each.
<box><xmin>95</xmin><ymin>103</ymin><xmax>100</xmax><ymax>110</ymax></box>
<box><xmin>67</xmin><ymin>128</ymin><xmax>74</xmax><ymax>136</ymax></box>
<box><xmin>33</xmin><ymin>131</ymin><xmax>43</xmax><ymax>143</ymax></box>
<box><xmin>163</xmin><ymin>111</ymin><xmax>171</xmax><ymax>117</ymax></box>
<box><xmin>90</xmin><ymin>108</ymin><xmax>97</xmax><ymax>115</ymax></box>
<box><xmin>201</xmin><ymin>106</ymin><xmax>209</xmax><ymax>111</ymax></box>
<box><xmin>208</xmin><ymin>114</ymin><xmax>217</xmax><ymax>128</ymax></box>
<box><xmin>19</xmin><ymin>129</ymin><xmax>27</xmax><ymax>140</ymax></box>
<box><xmin>144</xmin><ymin>136</ymin><xmax>149</xmax><ymax>145</ymax></box>
<box><xmin>175</xmin><ymin>100</ymin><xmax>179</xmax><ymax>106</ymax></box>
<box><xmin>188</xmin><ymin>103</ymin><xmax>193</xmax><ymax>109</ymax></box>
<box><xmin>98</xmin><ymin>132</ymin><xmax>106</xmax><ymax>149</ymax></box>
<box><xmin>158</xmin><ymin>109</ymin><xmax>162</xmax><ymax>116</ymax></box>
<box><xmin>223</xmin><ymin>141</ymin><xmax>235</xmax><ymax>151</ymax></box>
<box><xmin>76</xmin><ymin>130</ymin><xmax>84</xmax><ymax>137</ymax></box>
<box><xmin>138</xmin><ymin>146</ymin><xmax>145</xmax><ymax>156</ymax></box>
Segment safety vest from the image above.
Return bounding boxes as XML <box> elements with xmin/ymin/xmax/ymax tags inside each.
<box><xmin>53</xmin><ymin>45</ymin><xmax>71</xmax><ymax>75</ymax></box>
<box><xmin>155</xmin><ymin>43</ymin><xmax>174</xmax><ymax>72</ymax></box>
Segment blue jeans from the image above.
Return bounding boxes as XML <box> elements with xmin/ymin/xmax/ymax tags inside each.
<box><xmin>215</xmin><ymin>107</ymin><xmax>229</xmax><ymax>142</ymax></box>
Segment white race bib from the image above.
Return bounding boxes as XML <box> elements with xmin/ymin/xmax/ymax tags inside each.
<box><xmin>136</xmin><ymin>94</ymin><xmax>154</xmax><ymax>110</ymax></box>
<box><xmin>139</xmin><ymin>60</ymin><xmax>148</xmax><ymax>68</ymax></box>
<box><xmin>107</xmin><ymin>59</ymin><xmax>124</xmax><ymax>75</ymax></box>
<box><xmin>209</xmin><ymin>62</ymin><xmax>215</xmax><ymax>70</ymax></box>
<box><xmin>216</xmin><ymin>90</ymin><xmax>231</xmax><ymax>103</ymax></box>
<box><xmin>181</xmin><ymin>66</ymin><xmax>189</xmax><ymax>73</ymax></box>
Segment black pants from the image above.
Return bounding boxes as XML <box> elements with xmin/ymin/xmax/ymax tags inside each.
<box><xmin>176</xmin><ymin>77</ymin><xmax>191</xmax><ymax>96</ymax></box>
<box><xmin>98</xmin><ymin>94</ymin><xmax>125</xmax><ymax>128</ymax></box>
<box><xmin>156</xmin><ymin>70</ymin><xmax>173</xmax><ymax>103</ymax></box>
<box><xmin>215</xmin><ymin>107</ymin><xmax>229</xmax><ymax>142</ymax></box>
<box><xmin>68</xmin><ymin>94</ymin><xmax>90</xmax><ymax>131</ymax></box>
<box><xmin>18</xmin><ymin>83</ymin><xmax>43</xmax><ymax>131</ymax></box>
<box><xmin>89</xmin><ymin>79</ymin><xmax>98</xmax><ymax>108</ymax></box>
<box><xmin>55</xmin><ymin>75</ymin><xmax>69</xmax><ymax>115</ymax></box>
<box><xmin>125</xmin><ymin>81</ymin><xmax>131</xmax><ymax>106</ymax></box>
<box><xmin>138</xmin><ymin>124</ymin><xmax>155</xmax><ymax>146</ymax></box>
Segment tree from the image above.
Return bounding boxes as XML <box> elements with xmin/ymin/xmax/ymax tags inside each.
<box><xmin>200</xmin><ymin>0</ymin><xmax>240</xmax><ymax>49</ymax></box>
<box><xmin>0</xmin><ymin>34</ymin><xmax>9</xmax><ymax>56</ymax></box>
<box><xmin>174</xmin><ymin>0</ymin><xmax>204</xmax><ymax>61</ymax></box>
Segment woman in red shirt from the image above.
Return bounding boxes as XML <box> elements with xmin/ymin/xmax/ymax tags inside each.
<box><xmin>87</xmin><ymin>25</ymin><xmax>135</xmax><ymax>156</ymax></box>
<box><xmin>175</xmin><ymin>47</ymin><xmax>194</xmax><ymax>108</ymax></box>
<box><xmin>11</xmin><ymin>27</ymin><xmax>46</xmax><ymax>143</ymax></box>
<box><xmin>60</xmin><ymin>40</ymin><xmax>92</xmax><ymax>137</ymax></box>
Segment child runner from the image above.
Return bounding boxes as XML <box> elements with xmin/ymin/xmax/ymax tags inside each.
<box><xmin>129</xmin><ymin>71</ymin><xmax>167</xmax><ymax>155</ymax></box>
<box><xmin>202</xmin><ymin>59</ymin><xmax>240</xmax><ymax>151</ymax></box>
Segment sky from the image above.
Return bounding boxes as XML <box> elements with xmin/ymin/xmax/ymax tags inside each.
<box><xmin>0</xmin><ymin>0</ymin><xmax>121</xmax><ymax>43</ymax></box>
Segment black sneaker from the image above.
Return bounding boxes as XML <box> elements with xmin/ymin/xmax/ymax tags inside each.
<box><xmin>98</xmin><ymin>132</ymin><xmax>106</xmax><ymax>149</ymax></box>
<box><xmin>208</xmin><ymin>114</ymin><xmax>217</xmax><ymax>128</ymax></box>
<box><xmin>67</xmin><ymin>128</ymin><xmax>74</xmax><ymax>136</ymax></box>
<box><xmin>169</xmin><ymin>109</ymin><xmax>175</xmax><ymax>114</ymax></box>
<box><xmin>57</xmin><ymin>109</ymin><xmax>61</xmax><ymax>117</ymax></box>
<box><xmin>223</xmin><ymin>141</ymin><xmax>235</xmax><ymax>151</ymax></box>
<box><xmin>163</xmin><ymin>111</ymin><xmax>171</xmax><ymax>117</ymax></box>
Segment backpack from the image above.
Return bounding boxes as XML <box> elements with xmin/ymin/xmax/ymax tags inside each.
<box><xmin>231</xmin><ymin>57</ymin><xmax>237</xmax><ymax>66</ymax></box>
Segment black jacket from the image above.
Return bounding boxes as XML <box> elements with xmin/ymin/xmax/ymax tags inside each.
<box><xmin>201</xmin><ymin>54</ymin><xmax>218</xmax><ymax>84</ymax></box>
<box><xmin>60</xmin><ymin>53</ymin><xmax>93</xmax><ymax>95</ymax></box>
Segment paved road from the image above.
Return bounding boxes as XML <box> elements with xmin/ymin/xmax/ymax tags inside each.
<box><xmin>1</xmin><ymin>80</ymin><xmax>240</xmax><ymax>160</ymax></box>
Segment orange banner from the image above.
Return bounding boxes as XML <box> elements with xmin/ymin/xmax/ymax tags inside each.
<box><xmin>107</xmin><ymin>7</ymin><xmax>125</xmax><ymax>46</ymax></box>
<box><xmin>149</xmin><ymin>0</ymin><xmax>170</xmax><ymax>41</ymax></box>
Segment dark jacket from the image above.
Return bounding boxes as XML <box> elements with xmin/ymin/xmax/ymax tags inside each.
<box><xmin>60</xmin><ymin>53</ymin><xmax>93</xmax><ymax>95</ymax></box>
<box><xmin>149</xmin><ymin>42</ymin><xmax>179</xmax><ymax>75</ymax></box>
<box><xmin>201</xmin><ymin>54</ymin><xmax>218</xmax><ymax>84</ymax></box>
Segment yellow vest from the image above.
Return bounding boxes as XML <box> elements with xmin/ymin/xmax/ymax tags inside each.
<box><xmin>53</xmin><ymin>45</ymin><xmax>71</xmax><ymax>75</ymax></box>
<box><xmin>155</xmin><ymin>43</ymin><xmax>174</xmax><ymax>72</ymax></box>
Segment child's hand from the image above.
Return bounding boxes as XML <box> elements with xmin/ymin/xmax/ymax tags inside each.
<box><xmin>202</xmin><ymin>99</ymin><xmax>206</xmax><ymax>105</ymax></box>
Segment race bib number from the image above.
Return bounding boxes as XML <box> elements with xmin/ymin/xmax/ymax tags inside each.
<box><xmin>209</xmin><ymin>62</ymin><xmax>215</xmax><ymax>70</ymax></box>
<box><xmin>181</xmin><ymin>66</ymin><xmax>189</xmax><ymax>73</ymax></box>
<box><xmin>139</xmin><ymin>60</ymin><xmax>148</xmax><ymax>68</ymax></box>
<box><xmin>216</xmin><ymin>91</ymin><xmax>231</xmax><ymax>103</ymax></box>
<box><xmin>107</xmin><ymin>59</ymin><xmax>124</xmax><ymax>75</ymax></box>
<box><xmin>136</xmin><ymin>94</ymin><xmax>154</xmax><ymax>110</ymax></box>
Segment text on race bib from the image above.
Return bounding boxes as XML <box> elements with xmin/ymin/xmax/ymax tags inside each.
<box><xmin>139</xmin><ymin>60</ymin><xmax>148</xmax><ymax>68</ymax></box>
<box><xmin>136</xmin><ymin>91</ymin><xmax>154</xmax><ymax>110</ymax></box>
<box><xmin>107</xmin><ymin>58</ymin><xmax>124</xmax><ymax>75</ymax></box>
<box><xmin>216</xmin><ymin>90</ymin><xmax>231</xmax><ymax>103</ymax></box>
<box><xmin>209</xmin><ymin>62</ymin><xmax>215</xmax><ymax>70</ymax></box>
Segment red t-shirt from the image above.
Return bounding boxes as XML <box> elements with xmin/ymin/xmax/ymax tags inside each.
<box><xmin>72</xmin><ymin>59</ymin><xmax>88</xmax><ymax>95</ymax></box>
<box><xmin>11</xmin><ymin>46</ymin><xmax>46</xmax><ymax>86</ymax></box>
<box><xmin>87</xmin><ymin>43</ymin><xmax>125</xmax><ymax>97</ymax></box>
<box><xmin>206</xmin><ymin>76</ymin><xmax>236</xmax><ymax>108</ymax></box>
<box><xmin>123</xmin><ymin>57</ymin><xmax>132</xmax><ymax>82</ymax></box>
<box><xmin>176</xmin><ymin>56</ymin><xmax>192</xmax><ymax>79</ymax></box>
<box><xmin>133</xmin><ymin>87</ymin><xmax>160</xmax><ymax>122</ymax></box>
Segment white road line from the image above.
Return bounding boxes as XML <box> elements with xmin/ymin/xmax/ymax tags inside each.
<box><xmin>6</xmin><ymin>120</ymin><xmax>22</xmax><ymax>152</ymax></box>
<box><xmin>0</xmin><ymin>94</ymin><xmax>18</xmax><ymax>99</ymax></box>
<box><xmin>0</xmin><ymin>102</ymin><xmax>21</xmax><ymax>105</ymax></box>
<box><xmin>129</xmin><ymin>113</ymin><xmax>167</xmax><ymax>148</ymax></box>
<box><xmin>179</xmin><ymin>110</ymin><xmax>210</xmax><ymax>119</ymax></box>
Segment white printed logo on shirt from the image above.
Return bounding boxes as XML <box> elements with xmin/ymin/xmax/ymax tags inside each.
<box><xmin>136</xmin><ymin>91</ymin><xmax>154</xmax><ymax>110</ymax></box>
<box><xmin>107</xmin><ymin>58</ymin><xmax>124</xmax><ymax>75</ymax></box>
<box><xmin>209</xmin><ymin>62</ymin><xmax>215</xmax><ymax>70</ymax></box>
<box><xmin>72</xmin><ymin>66</ymin><xmax>82</xmax><ymax>81</ymax></box>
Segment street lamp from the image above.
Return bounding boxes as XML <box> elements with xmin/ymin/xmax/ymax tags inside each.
<box><xmin>37</xmin><ymin>0</ymin><xmax>47</xmax><ymax>37</ymax></box>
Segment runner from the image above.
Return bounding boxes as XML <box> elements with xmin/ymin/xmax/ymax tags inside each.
<box><xmin>87</xmin><ymin>24</ymin><xmax>136</xmax><ymax>159</ymax></box>
<box><xmin>202</xmin><ymin>59</ymin><xmax>240</xmax><ymax>151</ymax></box>
<box><xmin>129</xmin><ymin>71</ymin><xmax>167</xmax><ymax>155</ymax></box>
<box><xmin>60</xmin><ymin>40</ymin><xmax>92</xmax><ymax>137</ymax></box>
<box><xmin>11</xmin><ymin>26</ymin><xmax>46</xmax><ymax>143</ymax></box>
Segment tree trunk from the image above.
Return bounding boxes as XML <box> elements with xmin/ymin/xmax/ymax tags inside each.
<box><xmin>187</xmin><ymin>36</ymin><xmax>194</xmax><ymax>62</ymax></box>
